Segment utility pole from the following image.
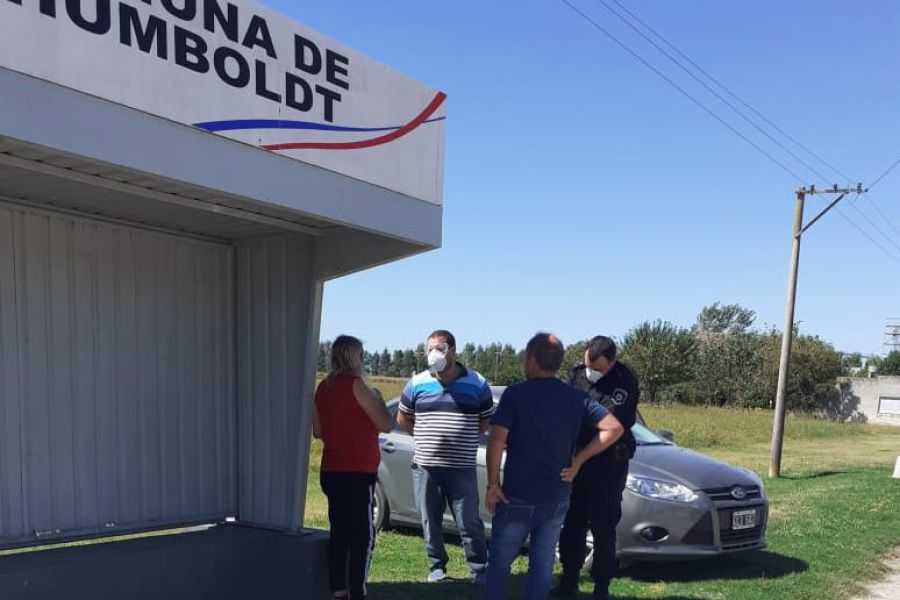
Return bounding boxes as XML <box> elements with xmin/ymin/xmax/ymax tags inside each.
<box><xmin>769</xmin><ymin>183</ymin><xmax>865</xmax><ymax>478</ymax></box>
<box><xmin>494</xmin><ymin>351</ymin><xmax>501</xmax><ymax>384</ymax></box>
<box><xmin>885</xmin><ymin>319</ymin><xmax>900</xmax><ymax>353</ymax></box>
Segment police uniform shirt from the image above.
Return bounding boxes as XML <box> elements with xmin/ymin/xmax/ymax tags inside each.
<box><xmin>570</xmin><ymin>361</ymin><xmax>640</xmax><ymax>461</ymax></box>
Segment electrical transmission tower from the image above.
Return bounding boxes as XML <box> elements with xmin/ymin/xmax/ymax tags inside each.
<box><xmin>886</xmin><ymin>319</ymin><xmax>900</xmax><ymax>353</ymax></box>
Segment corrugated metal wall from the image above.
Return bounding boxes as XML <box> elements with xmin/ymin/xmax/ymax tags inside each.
<box><xmin>236</xmin><ymin>236</ymin><xmax>319</xmax><ymax>531</ymax></box>
<box><xmin>0</xmin><ymin>201</ymin><xmax>237</xmax><ymax>546</ymax></box>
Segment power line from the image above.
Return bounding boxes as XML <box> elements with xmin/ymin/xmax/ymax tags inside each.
<box><xmin>559</xmin><ymin>0</ymin><xmax>807</xmax><ymax>183</ymax></box>
<box><xmin>846</xmin><ymin>200</ymin><xmax>900</xmax><ymax>255</ymax></box>
<box><xmin>868</xmin><ymin>156</ymin><xmax>900</xmax><ymax>191</ymax></box>
<box><xmin>605</xmin><ymin>0</ymin><xmax>853</xmax><ymax>185</ymax></box>
<box><xmin>596</xmin><ymin>0</ymin><xmax>900</xmax><ymax>255</ymax></box>
<box><xmin>599</xmin><ymin>0</ymin><xmax>900</xmax><ymax>248</ymax></box>
<box><xmin>593</xmin><ymin>0</ymin><xmax>833</xmax><ymax>185</ymax></box>
<box><xmin>835</xmin><ymin>207</ymin><xmax>900</xmax><ymax>266</ymax></box>
<box><xmin>855</xmin><ymin>158</ymin><xmax>900</xmax><ymax>244</ymax></box>
<box><xmin>562</xmin><ymin>0</ymin><xmax>900</xmax><ymax>268</ymax></box>
<box><xmin>855</xmin><ymin>156</ymin><xmax>900</xmax><ymax>243</ymax></box>
<box><xmin>861</xmin><ymin>193</ymin><xmax>900</xmax><ymax>238</ymax></box>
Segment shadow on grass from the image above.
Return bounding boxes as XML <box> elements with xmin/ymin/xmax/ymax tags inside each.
<box><xmin>387</xmin><ymin>525</ymin><xmax>477</xmax><ymax>547</ymax></box>
<box><xmin>622</xmin><ymin>550</ymin><xmax>808</xmax><ymax>583</ymax></box>
<box><xmin>369</xmin><ymin>577</ymin><xmax>703</xmax><ymax>600</ymax></box>
<box><xmin>613</xmin><ymin>598</ymin><xmax>710</xmax><ymax>600</ymax></box>
<box><xmin>369</xmin><ymin>579</ymin><xmax>477</xmax><ymax>600</ymax></box>
<box><xmin>780</xmin><ymin>470</ymin><xmax>847</xmax><ymax>480</ymax></box>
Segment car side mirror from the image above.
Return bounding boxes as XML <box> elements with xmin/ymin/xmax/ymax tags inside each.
<box><xmin>656</xmin><ymin>429</ymin><xmax>675</xmax><ymax>444</ymax></box>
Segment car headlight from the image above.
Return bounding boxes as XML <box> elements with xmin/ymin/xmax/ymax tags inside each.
<box><xmin>626</xmin><ymin>474</ymin><xmax>698</xmax><ymax>503</ymax></box>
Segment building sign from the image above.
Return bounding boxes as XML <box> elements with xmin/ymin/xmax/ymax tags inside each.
<box><xmin>0</xmin><ymin>0</ymin><xmax>446</xmax><ymax>205</ymax></box>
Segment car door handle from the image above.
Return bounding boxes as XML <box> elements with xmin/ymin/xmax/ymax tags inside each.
<box><xmin>381</xmin><ymin>441</ymin><xmax>396</xmax><ymax>454</ymax></box>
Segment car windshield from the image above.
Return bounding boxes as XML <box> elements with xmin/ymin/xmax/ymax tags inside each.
<box><xmin>632</xmin><ymin>423</ymin><xmax>667</xmax><ymax>445</ymax></box>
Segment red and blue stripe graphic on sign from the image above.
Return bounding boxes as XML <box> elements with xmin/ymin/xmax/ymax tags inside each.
<box><xmin>194</xmin><ymin>91</ymin><xmax>446</xmax><ymax>152</ymax></box>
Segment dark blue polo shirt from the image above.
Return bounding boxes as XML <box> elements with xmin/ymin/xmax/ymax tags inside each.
<box><xmin>491</xmin><ymin>377</ymin><xmax>608</xmax><ymax>504</ymax></box>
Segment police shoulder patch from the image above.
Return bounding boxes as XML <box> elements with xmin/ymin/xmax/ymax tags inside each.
<box><xmin>612</xmin><ymin>388</ymin><xmax>629</xmax><ymax>406</ymax></box>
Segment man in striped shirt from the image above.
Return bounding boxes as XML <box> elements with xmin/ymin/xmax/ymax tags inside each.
<box><xmin>398</xmin><ymin>329</ymin><xmax>494</xmax><ymax>584</ymax></box>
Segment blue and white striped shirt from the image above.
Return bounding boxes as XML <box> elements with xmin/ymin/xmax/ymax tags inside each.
<box><xmin>399</xmin><ymin>365</ymin><xmax>494</xmax><ymax>468</ymax></box>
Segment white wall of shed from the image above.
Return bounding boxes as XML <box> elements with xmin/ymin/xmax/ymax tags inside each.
<box><xmin>0</xmin><ymin>200</ymin><xmax>237</xmax><ymax>546</ymax></box>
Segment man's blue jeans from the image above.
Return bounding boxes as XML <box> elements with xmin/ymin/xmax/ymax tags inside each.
<box><xmin>412</xmin><ymin>466</ymin><xmax>488</xmax><ymax>575</ymax></box>
<box><xmin>485</xmin><ymin>497</ymin><xmax>571</xmax><ymax>600</ymax></box>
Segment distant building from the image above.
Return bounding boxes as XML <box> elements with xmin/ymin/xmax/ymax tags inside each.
<box><xmin>826</xmin><ymin>377</ymin><xmax>900</xmax><ymax>426</ymax></box>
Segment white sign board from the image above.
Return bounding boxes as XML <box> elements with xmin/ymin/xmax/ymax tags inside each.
<box><xmin>0</xmin><ymin>0</ymin><xmax>446</xmax><ymax>205</ymax></box>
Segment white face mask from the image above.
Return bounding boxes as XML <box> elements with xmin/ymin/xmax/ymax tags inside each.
<box><xmin>585</xmin><ymin>366</ymin><xmax>604</xmax><ymax>383</ymax></box>
<box><xmin>427</xmin><ymin>349</ymin><xmax>448</xmax><ymax>373</ymax></box>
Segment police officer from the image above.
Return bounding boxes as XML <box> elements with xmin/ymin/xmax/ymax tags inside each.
<box><xmin>553</xmin><ymin>335</ymin><xmax>639</xmax><ymax>600</ymax></box>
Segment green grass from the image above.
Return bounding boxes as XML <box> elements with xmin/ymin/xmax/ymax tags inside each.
<box><xmin>640</xmin><ymin>404</ymin><xmax>879</xmax><ymax>449</ymax></box>
<box><xmin>307</xmin><ymin>402</ymin><xmax>900</xmax><ymax>600</ymax></box>
<box><xmin>366</xmin><ymin>376</ymin><xmax>407</xmax><ymax>402</ymax></box>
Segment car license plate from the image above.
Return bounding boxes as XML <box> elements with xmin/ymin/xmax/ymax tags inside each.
<box><xmin>732</xmin><ymin>509</ymin><xmax>757</xmax><ymax>530</ymax></box>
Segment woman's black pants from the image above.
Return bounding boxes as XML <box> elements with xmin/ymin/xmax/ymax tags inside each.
<box><xmin>320</xmin><ymin>472</ymin><xmax>377</xmax><ymax>600</ymax></box>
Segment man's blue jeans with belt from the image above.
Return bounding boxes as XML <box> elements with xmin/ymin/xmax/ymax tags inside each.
<box><xmin>484</xmin><ymin>496</ymin><xmax>571</xmax><ymax>600</ymax></box>
<box><xmin>412</xmin><ymin>465</ymin><xmax>488</xmax><ymax>576</ymax></box>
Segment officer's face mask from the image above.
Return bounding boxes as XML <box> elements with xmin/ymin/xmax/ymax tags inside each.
<box><xmin>585</xmin><ymin>366</ymin><xmax>604</xmax><ymax>383</ymax></box>
<box><xmin>427</xmin><ymin>348</ymin><xmax>448</xmax><ymax>373</ymax></box>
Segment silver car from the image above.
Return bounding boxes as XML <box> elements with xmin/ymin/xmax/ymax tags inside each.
<box><xmin>374</xmin><ymin>387</ymin><xmax>768</xmax><ymax>562</ymax></box>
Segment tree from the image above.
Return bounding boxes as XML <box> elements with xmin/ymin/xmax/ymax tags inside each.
<box><xmin>691</xmin><ymin>331</ymin><xmax>763</xmax><ymax>407</ymax></box>
<box><xmin>844</xmin><ymin>352</ymin><xmax>864</xmax><ymax>368</ymax></box>
<box><xmin>458</xmin><ymin>343</ymin><xmax>477</xmax><ymax>371</ymax></box>
<box><xmin>316</xmin><ymin>341</ymin><xmax>332</xmax><ymax>373</ymax></box>
<box><xmin>402</xmin><ymin>349</ymin><xmax>417</xmax><ymax>377</ymax></box>
<box><xmin>459</xmin><ymin>342</ymin><xmax>523</xmax><ymax>386</ymax></box>
<box><xmin>556</xmin><ymin>339</ymin><xmax>589</xmax><ymax>381</ymax></box>
<box><xmin>390</xmin><ymin>350</ymin><xmax>405</xmax><ymax>377</ymax></box>
<box><xmin>785</xmin><ymin>334</ymin><xmax>843</xmax><ymax>411</ymax></box>
<box><xmin>620</xmin><ymin>320</ymin><xmax>695</xmax><ymax>403</ymax></box>
<box><xmin>879</xmin><ymin>351</ymin><xmax>900</xmax><ymax>376</ymax></box>
<box><xmin>379</xmin><ymin>349</ymin><xmax>391</xmax><ymax>377</ymax></box>
<box><xmin>693</xmin><ymin>302</ymin><xmax>756</xmax><ymax>336</ymax></box>
<box><xmin>492</xmin><ymin>343</ymin><xmax>523</xmax><ymax>386</ymax></box>
<box><xmin>414</xmin><ymin>343</ymin><xmax>426</xmax><ymax>374</ymax></box>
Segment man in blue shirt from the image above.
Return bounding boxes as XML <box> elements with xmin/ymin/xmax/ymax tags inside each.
<box><xmin>484</xmin><ymin>333</ymin><xmax>624</xmax><ymax>600</ymax></box>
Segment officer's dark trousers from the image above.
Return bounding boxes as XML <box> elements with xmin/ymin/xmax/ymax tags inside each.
<box><xmin>558</xmin><ymin>458</ymin><xmax>629</xmax><ymax>592</ymax></box>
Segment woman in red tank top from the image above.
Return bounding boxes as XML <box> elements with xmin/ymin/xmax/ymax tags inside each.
<box><xmin>313</xmin><ymin>335</ymin><xmax>391</xmax><ymax>600</ymax></box>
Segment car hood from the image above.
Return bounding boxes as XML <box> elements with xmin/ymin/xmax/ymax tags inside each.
<box><xmin>630</xmin><ymin>445</ymin><xmax>760</xmax><ymax>492</ymax></box>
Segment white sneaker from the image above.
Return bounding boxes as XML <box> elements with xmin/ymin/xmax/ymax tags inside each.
<box><xmin>427</xmin><ymin>568</ymin><xmax>447</xmax><ymax>583</ymax></box>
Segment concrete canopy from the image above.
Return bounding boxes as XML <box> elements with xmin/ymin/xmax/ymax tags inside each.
<box><xmin>0</xmin><ymin>68</ymin><xmax>443</xmax><ymax>279</ymax></box>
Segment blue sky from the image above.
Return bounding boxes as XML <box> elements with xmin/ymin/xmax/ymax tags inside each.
<box><xmin>262</xmin><ymin>0</ymin><xmax>900</xmax><ymax>357</ymax></box>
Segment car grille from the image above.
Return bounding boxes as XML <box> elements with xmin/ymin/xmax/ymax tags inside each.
<box><xmin>682</xmin><ymin>512</ymin><xmax>715</xmax><ymax>545</ymax></box>
<box><xmin>717</xmin><ymin>504</ymin><xmax>766</xmax><ymax>550</ymax></box>
<box><xmin>703</xmin><ymin>485</ymin><xmax>761</xmax><ymax>502</ymax></box>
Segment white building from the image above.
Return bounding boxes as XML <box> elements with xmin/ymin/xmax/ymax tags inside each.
<box><xmin>830</xmin><ymin>377</ymin><xmax>900</xmax><ymax>426</ymax></box>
